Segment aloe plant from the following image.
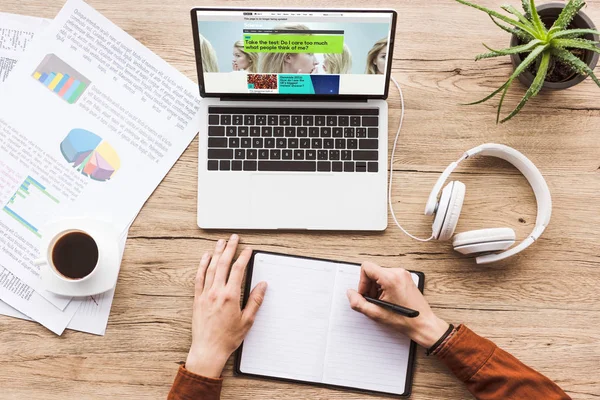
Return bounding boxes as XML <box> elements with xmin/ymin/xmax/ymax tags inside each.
<box><xmin>457</xmin><ymin>0</ymin><xmax>600</xmax><ymax>123</ymax></box>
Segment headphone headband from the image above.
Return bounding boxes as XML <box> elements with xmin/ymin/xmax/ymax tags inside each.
<box><xmin>425</xmin><ymin>143</ymin><xmax>552</xmax><ymax>264</ymax></box>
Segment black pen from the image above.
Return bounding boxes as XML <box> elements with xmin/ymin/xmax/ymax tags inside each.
<box><xmin>363</xmin><ymin>296</ymin><xmax>420</xmax><ymax>318</ymax></box>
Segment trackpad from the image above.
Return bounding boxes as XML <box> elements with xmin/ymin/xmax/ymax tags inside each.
<box><xmin>251</xmin><ymin>174</ymin><xmax>334</xmax><ymax>228</ymax></box>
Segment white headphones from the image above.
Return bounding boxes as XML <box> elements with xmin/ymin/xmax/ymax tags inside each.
<box><xmin>389</xmin><ymin>79</ymin><xmax>552</xmax><ymax>264</ymax></box>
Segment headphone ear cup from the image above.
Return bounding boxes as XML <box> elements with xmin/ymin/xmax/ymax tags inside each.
<box><xmin>431</xmin><ymin>181</ymin><xmax>465</xmax><ymax>241</ymax></box>
<box><xmin>453</xmin><ymin>228</ymin><xmax>516</xmax><ymax>255</ymax></box>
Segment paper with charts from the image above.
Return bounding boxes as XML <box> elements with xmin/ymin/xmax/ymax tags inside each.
<box><xmin>0</xmin><ymin>0</ymin><xmax>203</xmax><ymax>334</ymax></box>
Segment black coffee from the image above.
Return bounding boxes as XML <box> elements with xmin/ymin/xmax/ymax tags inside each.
<box><xmin>51</xmin><ymin>231</ymin><xmax>99</xmax><ymax>279</ymax></box>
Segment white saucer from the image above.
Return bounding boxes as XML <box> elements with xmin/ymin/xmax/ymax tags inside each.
<box><xmin>39</xmin><ymin>218</ymin><xmax>121</xmax><ymax>297</ymax></box>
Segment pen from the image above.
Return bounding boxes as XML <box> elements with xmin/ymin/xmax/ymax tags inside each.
<box><xmin>363</xmin><ymin>296</ymin><xmax>420</xmax><ymax>318</ymax></box>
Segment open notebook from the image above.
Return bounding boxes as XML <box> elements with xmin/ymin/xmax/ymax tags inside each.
<box><xmin>235</xmin><ymin>251</ymin><xmax>424</xmax><ymax>397</ymax></box>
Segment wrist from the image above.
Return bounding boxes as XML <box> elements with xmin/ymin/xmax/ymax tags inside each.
<box><xmin>409</xmin><ymin>314</ymin><xmax>450</xmax><ymax>349</ymax></box>
<box><xmin>185</xmin><ymin>348</ymin><xmax>229</xmax><ymax>379</ymax></box>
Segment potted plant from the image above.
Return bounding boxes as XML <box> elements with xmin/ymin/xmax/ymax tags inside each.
<box><xmin>456</xmin><ymin>0</ymin><xmax>600</xmax><ymax>123</ymax></box>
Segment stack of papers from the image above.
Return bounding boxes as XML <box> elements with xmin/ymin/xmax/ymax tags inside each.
<box><xmin>0</xmin><ymin>0</ymin><xmax>202</xmax><ymax>335</ymax></box>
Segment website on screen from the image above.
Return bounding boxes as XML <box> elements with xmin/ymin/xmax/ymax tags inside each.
<box><xmin>195</xmin><ymin>10</ymin><xmax>394</xmax><ymax>95</ymax></box>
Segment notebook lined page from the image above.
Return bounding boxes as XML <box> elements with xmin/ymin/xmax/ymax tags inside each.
<box><xmin>239</xmin><ymin>253</ymin><xmax>337</xmax><ymax>382</ymax></box>
<box><xmin>322</xmin><ymin>264</ymin><xmax>420</xmax><ymax>395</ymax></box>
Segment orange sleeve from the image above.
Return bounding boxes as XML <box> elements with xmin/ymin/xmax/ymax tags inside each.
<box><xmin>435</xmin><ymin>325</ymin><xmax>571</xmax><ymax>400</ymax></box>
<box><xmin>167</xmin><ymin>365</ymin><xmax>222</xmax><ymax>400</ymax></box>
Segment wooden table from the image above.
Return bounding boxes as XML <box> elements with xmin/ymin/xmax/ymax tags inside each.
<box><xmin>1</xmin><ymin>0</ymin><xmax>599</xmax><ymax>399</ymax></box>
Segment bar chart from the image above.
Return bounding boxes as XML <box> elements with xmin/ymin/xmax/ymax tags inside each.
<box><xmin>60</xmin><ymin>129</ymin><xmax>120</xmax><ymax>181</ymax></box>
<box><xmin>2</xmin><ymin>176</ymin><xmax>60</xmax><ymax>238</ymax></box>
<box><xmin>32</xmin><ymin>53</ymin><xmax>91</xmax><ymax>104</ymax></box>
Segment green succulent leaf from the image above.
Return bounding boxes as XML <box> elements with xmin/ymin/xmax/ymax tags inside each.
<box><xmin>553</xmin><ymin>38</ymin><xmax>600</xmax><ymax>53</ymax></box>
<box><xmin>501</xmin><ymin>4</ymin><xmax>534</xmax><ymax>26</ymax></box>
<box><xmin>455</xmin><ymin>0</ymin><xmax>540</xmax><ymax>38</ymax></box>
<box><xmin>500</xmin><ymin>51</ymin><xmax>551</xmax><ymax>123</ymax></box>
<box><xmin>489</xmin><ymin>15</ymin><xmax>533</xmax><ymax>41</ymax></box>
<box><xmin>521</xmin><ymin>0</ymin><xmax>532</xmax><ymax>16</ymax></box>
<box><xmin>550</xmin><ymin>28</ymin><xmax>600</xmax><ymax>40</ymax></box>
<box><xmin>480</xmin><ymin>39</ymin><xmax>543</xmax><ymax>57</ymax></box>
<box><xmin>549</xmin><ymin>0</ymin><xmax>585</xmax><ymax>33</ymax></box>
<box><xmin>528</xmin><ymin>0</ymin><xmax>547</xmax><ymax>35</ymax></box>
<box><xmin>551</xmin><ymin>47</ymin><xmax>600</xmax><ymax>88</ymax></box>
<box><xmin>464</xmin><ymin>44</ymin><xmax>548</xmax><ymax>106</ymax></box>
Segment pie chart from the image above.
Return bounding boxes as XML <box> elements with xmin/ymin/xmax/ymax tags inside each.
<box><xmin>60</xmin><ymin>129</ymin><xmax>120</xmax><ymax>181</ymax></box>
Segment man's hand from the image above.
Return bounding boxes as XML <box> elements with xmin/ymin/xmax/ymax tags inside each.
<box><xmin>347</xmin><ymin>262</ymin><xmax>448</xmax><ymax>349</ymax></box>
<box><xmin>185</xmin><ymin>235</ymin><xmax>267</xmax><ymax>378</ymax></box>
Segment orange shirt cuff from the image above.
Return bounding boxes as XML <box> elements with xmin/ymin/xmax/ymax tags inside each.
<box><xmin>167</xmin><ymin>365</ymin><xmax>223</xmax><ymax>400</ymax></box>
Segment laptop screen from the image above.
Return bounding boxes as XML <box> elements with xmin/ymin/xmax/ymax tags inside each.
<box><xmin>192</xmin><ymin>9</ymin><xmax>396</xmax><ymax>98</ymax></box>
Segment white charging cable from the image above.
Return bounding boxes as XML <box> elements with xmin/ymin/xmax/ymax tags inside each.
<box><xmin>389</xmin><ymin>76</ymin><xmax>433</xmax><ymax>242</ymax></box>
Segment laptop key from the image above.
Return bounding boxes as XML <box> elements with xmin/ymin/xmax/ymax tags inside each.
<box><xmin>338</xmin><ymin>116</ymin><xmax>349</xmax><ymax>126</ymax></box>
<box><xmin>353</xmin><ymin>150</ymin><xmax>378</xmax><ymax>161</ymax></box>
<box><xmin>359</xmin><ymin>139</ymin><xmax>378</xmax><ymax>149</ymax></box>
<box><xmin>229</xmin><ymin>138</ymin><xmax>240</xmax><ymax>148</ymax></box>
<box><xmin>250</xmin><ymin>127</ymin><xmax>261</xmax><ymax>136</ymax></box>
<box><xmin>294</xmin><ymin>150</ymin><xmax>304</xmax><ymax>160</ymax></box>
<box><xmin>235</xmin><ymin>149</ymin><xmax>245</xmax><ymax>159</ymax></box>
<box><xmin>329</xmin><ymin>150</ymin><xmax>340</xmax><ymax>160</ymax></box>
<box><xmin>368</xmin><ymin>127</ymin><xmax>378</xmax><ymax>138</ymax></box>
<box><xmin>344</xmin><ymin>162</ymin><xmax>355</xmax><ymax>172</ymax></box>
<box><xmin>273</xmin><ymin>127</ymin><xmax>284</xmax><ymax>137</ymax></box>
<box><xmin>280</xmin><ymin>115</ymin><xmax>290</xmax><ymax>126</ymax></box>
<box><xmin>350</xmin><ymin>116</ymin><xmax>361</xmax><ymax>126</ymax></box>
<box><xmin>208</xmin><ymin>126</ymin><xmax>225</xmax><ymax>136</ymax></box>
<box><xmin>292</xmin><ymin>115</ymin><xmax>302</xmax><ymax>126</ymax></box>
<box><xmin>276</xmin><ymin>138</ymin><xmax>287</xmax><ymax>148</ymax></box>
<box><xmin>327</xmin><ymin>116</ymin><xmax>337</xmax><ymax>126</ymax></box>
<box><xmin>265</xmin><ymin>138</ymin><xmax>275</xmax><ymax>148</ymax></box>
<box><xmin>253</xmin><ymin>138</ymin><xmax>263</xmax><ymax>148</ymax></box>
<box><xmin>208</xmin><ymin>160</ymin><xmax>218</xmax><ymax>170</ymax></box>
<box><xmin>320</xmin><ymin>127</ymin><xmax>331</xmax><ymax>137</ymax></box>
<box><xmin>220</xmin><ymin>115</ymin><xmax>231</xmax><ymax>125</ymax></box>
<box><xmin>285</xmin><ymin>127</ymin><xmax>296</xmax><ymax>137</ymax></box>
<box><xmin>208</xmin><ymin>149</ymin><xmax>233</xmax><ymax>159</ymax></box>
<box><xmin>261</xmin><ymin>126</ymin><xmax>273</xmax><ymax>137</ymax></box>
<box><xmin>247</xmin><ymin>149</ymin><xmax>257</xmax><ymax>159</ymax></box>
<box><xmin>324</xmin><ymin>139</ymin><xmax>334</xmax><ymax>149</ymax></box>
<box><xmin>332</xmin><ymin>161</ymin><xmax>343</xmax><ymax>172</ymax></box>
<box><xmin>317</xmin><ymin>150</ymin><xmax>328</xmax><ymax>160</ymax></box>
<box><xmin>306</xmin><ymin>150</ymin><xmax>316</xmax><ymax>160</ymax></box>
<box><xmin>347</xmin><ymin>139</ymin><xmax>358</xmax><ymax>149</ymax></box>
<box><xmin>282</xmin><ymin>150</ymin><xmax>293</xmax><ymax>160</ymax></box>
<box><xmin>243</xmin><ymin>160</ymin><xmax>257</xmax><ymax>171</ymax></box>
<box><xmin>259</xmin><ymin>150</ymin><xmax>269</xmax><ymax>159</ymax></box>
<box><xmin>208</xmin><ymin>138</ymin><xmax>227</xmax><ymax>148</ymax></box>
<box><xmin>297</xmin><ymin>127</ymin><xmax>308</xmax><ymax>137</ymax></box>
<box><xmin>303</xmin><ymin>115</ymin><xmax>314</xmax><ymax>126</ymax></box>
<box><xmin>341</xmin><ymin>150</ymin><xmax>352</xmax><ymax>161</ymax></box>
<box><xmin>344</xmin><ymin>127</ymin><xmax>355</xmax><ymax>138</ymax></box>
<box><xmin>309</xmin><ymin>127</ymin><xmax>319</xmax><ymax>137</ymax></box>
<box><xmin>241</xmin><ymin>138</ymin><xmax>252</xmax><ymax>148</ymax></box>
<box><xmin>256</xmin><ymin>115</ymin><xmax>267</xmax><ymax>125</ymax></box>
<box><xmin>317</xmin><ymin>161</ymin><xmax>331</xmax><ymax>172</ymax></box>
<box><xmin>238</xmin><ymin>126</ymin><xmax>249</xmax><ymax>136</ymax></box>
<box><xmin>208</xmin><ymin>115</ymin><xmax>220</xmax><ymax>125</ymax></box>
<box><xmin>232</xmin><ymin>115</ymin><xmax>243</xmax><ymax>125</ymax></box>
<box><xmin>244</xmin><ymin>115</ymin><xmax>255</xmax><ymax>125</ymax></box>
<box><xmin>268</xmin><ymin>115</ymin><xmax>278</xmax><ymax>125</ymax></box>
<box><xmin>362</xmin><ymin>116</ymin><xmax>379</xmax><ymax>127</ymax></box>
<box><xmin>315</xmin><ymin>116</ymin><xmax>326</xmax><ymax>126</ymax></box>
<box><xmin>232</xmin><ymin>160</ymin><xmax>242</xmax><ymax>171</ymax></box>
<box><xmin>356</xmin><ymin>162</ymin><xmax>367</xmax><ymax>172</ymax></box>
<box><xmin>332</xmin><ymin>127</ymin><xmax>343</xmax><ymax>137</ymax></box>
<box><xmin>300</xmin><ymin>139</ymin><xmax>310</xmax><ymax>148</ymax></box>
<box><xmin>220</xmin><ymin>160</ymin><xmax>231</xmax><ymax>171</ymax></box>
<box><xmin>258</xmin><ymin>161</ymin><xmax>316</xmax><ymax>172</ymax></box>
<box><xmin>312</xmin><ymin>139</ymin><xmax>322</xmax><ymax>149</ymax></box>
<box><xmin>288</xmin><ymin>138</ymin><xmax>299</xmax><ymax>148</ymax></box>
<box><xmin>368</xmin><ymin>162</ymin><xmax>378</xmax><ymax>173</ymax></box>
<box><xmin>226</xmin><ymin>126</ymin><xmax>237</xmax><ymax>136</ymax></box>
<box><xmin>356</xmin><ymin>128</ymin><xmax>367</xmax><ymax>138</ymax></box>
<box><xmin>335</xmin><ymin>139</ymin><xmax>346</xmax><ymax>149</ymax></box>
<box><xmin>270</xmin><ymin>149</ymin><xmax>281</xmax><ymax>159</ymax></box>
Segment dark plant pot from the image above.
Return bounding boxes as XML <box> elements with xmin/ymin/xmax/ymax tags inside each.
<box><xmin>510</xmin><ymin>2</ymin><xmax>600</xmax><ymax>89</ymax></box>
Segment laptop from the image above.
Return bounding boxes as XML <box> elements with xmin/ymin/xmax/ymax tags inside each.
<box><xmin>191</xmin><ymin>7</ymin><xmax>397</xmax><ymax>230</ymax></box>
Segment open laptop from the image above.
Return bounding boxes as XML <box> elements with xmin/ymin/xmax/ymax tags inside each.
<box><xmin>191</xmin><ymin>8</ymin><xmax>397</xmax><ymax>230</ymax></box>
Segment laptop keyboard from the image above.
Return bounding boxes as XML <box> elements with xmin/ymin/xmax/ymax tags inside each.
<box><xmin>206</xmin><ymin>107</ymin><xmax>380</xmax><ymax>173</ymax></box>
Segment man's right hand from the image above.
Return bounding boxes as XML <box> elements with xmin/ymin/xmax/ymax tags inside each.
<box><xmin>347</xmin><ymin>262</ymin><xmax>449</xmax><ymax>349</ymax></box>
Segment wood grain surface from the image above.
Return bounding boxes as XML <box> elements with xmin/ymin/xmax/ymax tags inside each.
<box><xmin>1</xmin><ymin>0</ymin><xmax>599</xmax><ymax>399</ymax></box>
